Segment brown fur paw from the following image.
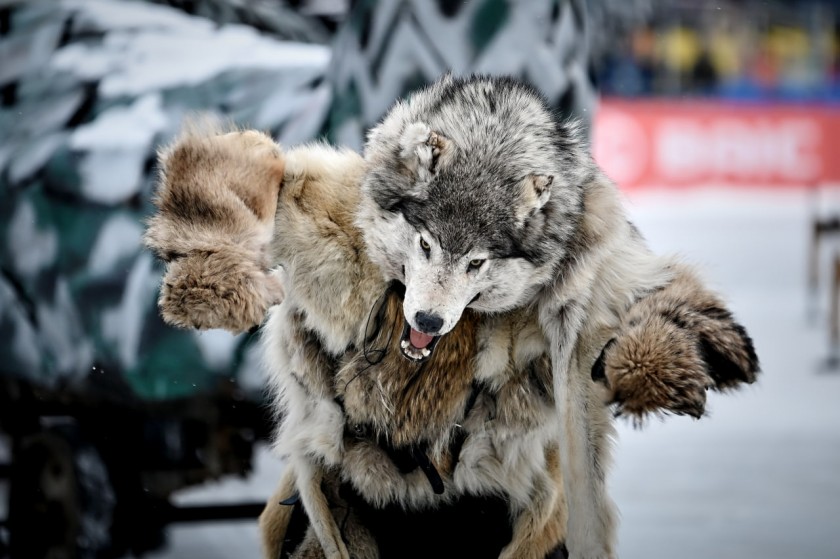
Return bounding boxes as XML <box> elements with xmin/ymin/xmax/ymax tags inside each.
<box><xmin>145</xmin><ymin>119</ymin><xmax>288</xmax><ymax>333</ymax></box>
<box><xmin>642</xmin><ymin>269</ymin><xmax>760</xmax><ymax>392</ymax></box>
<box><xmin>595</xmin><ymin>314</ymin><xmax>713</xmax><ymax>423</ymax></box>
<box><xmin>594</xmin><ymin>266</ymin><xmax>761</xmax><ymax>425</ymax></box>
<box><xmin>159</xmin><ymin>249</ymin><xmax>283</xmax><ymax>333</ymax></box>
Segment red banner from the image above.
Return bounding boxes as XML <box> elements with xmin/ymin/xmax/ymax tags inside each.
<box><xmin>592</xmin><ymin>98</ymin><xmax>840</xmax><ymax>190</ymax></box>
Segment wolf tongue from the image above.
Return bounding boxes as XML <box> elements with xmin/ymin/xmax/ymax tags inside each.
<box><xmin>409</xmin><ymin>328</ymin><xmax>434</xmax><ymax>349</ymax></box>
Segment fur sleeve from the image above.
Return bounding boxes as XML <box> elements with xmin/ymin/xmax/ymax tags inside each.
<box><xmin>591</xmin><ymin>265</ymin><xmax>760</xmax><ymax>423</ymax></box>
<box><xmin>143</xmin><ymin>119</ymin><xmax>286</xmax><ymax>332</ymax></box>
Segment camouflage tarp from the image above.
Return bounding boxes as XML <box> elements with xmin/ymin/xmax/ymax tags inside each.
<box><xmin>326</xmin><ymin>0</ymin><xmax>649</xmax><ymax>150</ymax></box>
<box><xmin>0</xmin><ymin>0</ymin><xmax>331</xmax><ymax>401</ymax></box>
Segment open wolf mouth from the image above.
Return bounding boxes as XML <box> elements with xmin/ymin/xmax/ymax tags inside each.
<box><xmin>399</xmin><ymin>321</ymin><xmax>441</xmax><ymax>362</ymax></box>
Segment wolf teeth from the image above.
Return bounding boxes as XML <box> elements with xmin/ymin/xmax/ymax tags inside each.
<box><xmin>400</xmin><ymin>339</ymin><xmax>430</xmax><ymax>360</ymax></box>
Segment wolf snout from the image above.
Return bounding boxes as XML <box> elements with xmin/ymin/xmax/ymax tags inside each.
<box><xmin>414</xmin><ymin>311</ymin><xmax>444</xmax><ymax>334</ymax></box>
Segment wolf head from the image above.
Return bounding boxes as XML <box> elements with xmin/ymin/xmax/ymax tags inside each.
<box><xmin>357</xmin><ymin>74</ymin><xmax>593</xmax><ymax>361</ymax></box>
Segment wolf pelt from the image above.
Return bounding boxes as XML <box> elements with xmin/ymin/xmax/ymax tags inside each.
<box><xmin>143</xmin><ymin>122</ymin><xmax>286</xmax><ymax>331</ymax></box>
<box><xmin>262</xmin><ymin>143</ymin><xmax>571</xmax><ymax>559</ymax></box>
<box><xmin>356</xmin><ymin>74</ymin><xmax>760</xmax><ymax>559</ymax></box>
<box><xmin>144</xmin><ymin>94</ymin><xmax>759</xmax><ymax>559</ymax></box>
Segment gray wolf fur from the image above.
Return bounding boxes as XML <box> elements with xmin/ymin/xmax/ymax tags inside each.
<box><xmin>144</xmin><ymin>89</ymin><xmax>759</xmax><ymax>559</ymax></box>
<box><xmin>263</xmin><ymin>142</ymin><xmax>569</xmax><ymax>559</ymax></box>
<box><xmin>356</xmin><ymin>73</ymin><xmax>759</xmax><ymax>558</ymax></box>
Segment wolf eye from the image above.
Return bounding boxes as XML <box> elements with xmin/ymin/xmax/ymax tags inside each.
<box><xmin>420</xmin><ymin>237</ymin><xmax>431</xmax><ymax>256</ymax></box>
<box><xmin>467</xmin><ymin>258</ymin><xmax>485</xmax><ymax>272</ymax></box>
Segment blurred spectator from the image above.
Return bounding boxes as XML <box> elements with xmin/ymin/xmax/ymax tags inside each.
<box><xmin>593</xmin><ymin>0</ymin><xmax>840</xmax><ymax>101</ymax></box>
<box><xmin>691</xmin><ymin>47</ymin><xmax>718</xmax><ymax>94</ymax></box>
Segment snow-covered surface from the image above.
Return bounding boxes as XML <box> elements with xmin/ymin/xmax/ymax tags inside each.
<box><xmin>143</xmin><ymin>187</ymin><xmax>840</xmax><ymax>559</ymax></box>
<box><xmin>611</xmin><ymin>187</ymin><xmax>840</xmax><ymax>559</ymax></box>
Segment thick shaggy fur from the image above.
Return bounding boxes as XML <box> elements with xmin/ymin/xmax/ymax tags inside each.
<box><xmin>144</xmin><ymin>121</ymin><xmax>286</xmax><ymax>332</ymax></box>
<box><xmin>357</xmin><ymin>74</ymin><xmax>759</xmax><ymax>559</ymax></box>
<box><xmin>260</xmin><ymin>144</ymin><xmax>570</xmax><ymax>558</ymax></box>
<box><xmin>146</xmin><ymin>106</ymin><xmax>759</xmax><ymax>559</ymax></box>
<box><xmin>592</xmin><ymin>268</ymin><xmax>760</xmax><ymax>423</ymax></box>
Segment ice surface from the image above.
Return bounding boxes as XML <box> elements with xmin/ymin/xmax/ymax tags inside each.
<box><xmin>257</xmin><ymin>81</ymin><xmax>333</xmax><ymax>146</ymax></box>
<box><xmin>146</xmin><ymin>188</ymin><xmax>840</xmax><ymax>559</ymax></box>
<box><xmin>79</xmin><ymin>150</ymin><xmax>148</xmax><ymax>205</ymax></box>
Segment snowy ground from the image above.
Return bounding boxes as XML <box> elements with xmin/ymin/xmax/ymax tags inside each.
<box><xmin>609</xmin><ymin>187</ymin><xmax>840</xmax><ymax>559</ymax></box>
<box><xmin>15</xmin><ymin>187</ymin><xmax>836</xmax><ymax>558</ymax></box>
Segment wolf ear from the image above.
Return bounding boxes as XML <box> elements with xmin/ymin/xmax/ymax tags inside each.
<box><xmin>515</xmin><ymin>174</ymin><xmax>553</xmax><ymax>225</ymax></box>
<box><xmin>399</xmin><ymin>122</ymin><xmax>448</xmax><ymax>186</ymax></box>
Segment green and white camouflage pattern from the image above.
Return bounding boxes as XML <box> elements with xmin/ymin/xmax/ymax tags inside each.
<box><xmin>0</xmin><ymin>0</ymin><xmax>331</xmax><ymax>401</ymax></box>
<box><xmin>326</xmin><ymin>0</ymin><xmax>648</xmax><ymax>150</ymax></box>
<box><xmin>0</xmin><ymin>0</ymin><xmax>641</xmax><ymax>402</ymax></box>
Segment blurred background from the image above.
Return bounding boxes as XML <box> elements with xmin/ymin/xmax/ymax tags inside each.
<box><xmin>0</xmin><ymin>0</ymin><xmax>838</xmax><ymax>558</ymax></box>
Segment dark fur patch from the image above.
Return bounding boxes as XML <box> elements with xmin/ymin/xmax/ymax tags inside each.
<box><xmin>602</xmin><ymin>267</ymin><xmax>760</xmax><ymax>423</ymax></box>
<box><xmin>700</xmin><ymin>322</ymin><xmax>759</xmax><ymax>389</ymax></box>
<box><xmin>337</xmin><ymin>291</ymin><xmax>478</xmax><ymax>449</ymax></box>
<box><xmin>591</xmin><ymin>338</ymin><xmax>615</xmax><ymax>385</ymax></box>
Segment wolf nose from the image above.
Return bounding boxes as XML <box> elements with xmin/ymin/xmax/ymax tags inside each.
<box><xmin>414</xmin><ymin>311</ymin><xmax>444</xmax><ymax>334</ymax></box>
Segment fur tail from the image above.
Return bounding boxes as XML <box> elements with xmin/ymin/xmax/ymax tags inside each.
<box><xmin>143</xmin><ymin>116</ymin><xmax>286</xmax><ymax>333</ymax></box>
<box><xmin>592</xmin><ymin>265</ymin><xmax>760</xmax><ymax>424</ymax></box>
